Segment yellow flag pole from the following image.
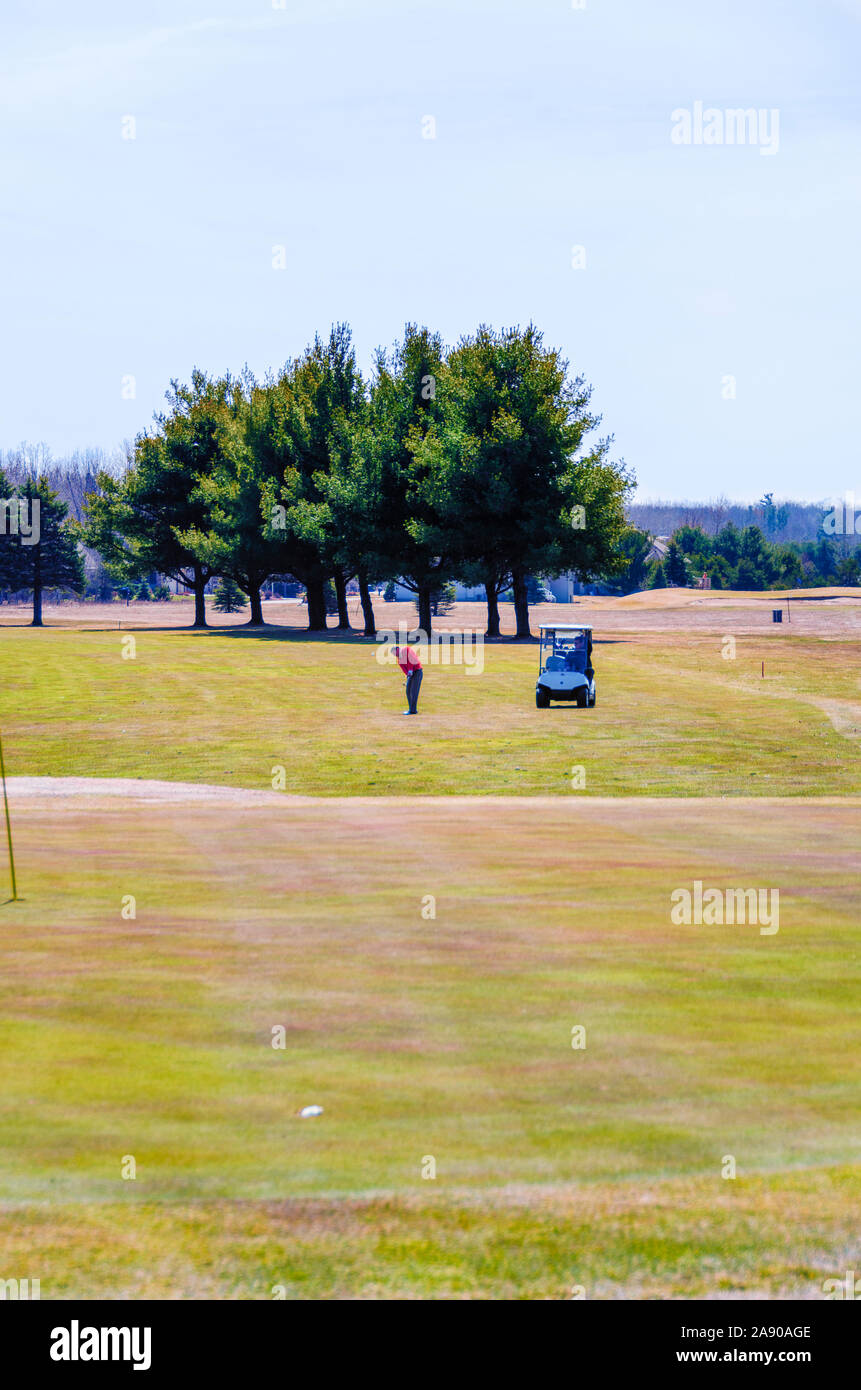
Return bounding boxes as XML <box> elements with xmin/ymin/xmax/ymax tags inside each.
<box><xmin>0</xmin><ymin>730</ymin><xmax>18</xmax><ymax>901</ymax></box>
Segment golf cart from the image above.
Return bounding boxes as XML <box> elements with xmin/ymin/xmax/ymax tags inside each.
<box><xmin>535</xmin><ymin>625</ymin><xmax>596</xmax><ymax>709</ymax></box>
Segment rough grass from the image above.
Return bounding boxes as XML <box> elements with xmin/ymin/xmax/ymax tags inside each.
<box><xmin>1</xmin><ymin>794</ymin><xmax>858</xmax><ymax>1297</ymax></box>
<box><xmin>3</xmin><ymin>1168</ymin><xmax>858</xmax><ymax>1300</ymax></box>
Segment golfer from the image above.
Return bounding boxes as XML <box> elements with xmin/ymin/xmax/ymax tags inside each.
<box><xmin>393</xmin><ymin>642</ymin><xmax>423</xmax><ymax>715</ymax></box>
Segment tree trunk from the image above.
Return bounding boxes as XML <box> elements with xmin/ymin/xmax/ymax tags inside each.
<box><xmin>358</xmin><ymin>573</ymin><xmax>376</xmax><ymax>638</ymax></box>
<box><xmin>417</xmin><ymin>583</ymin><xmax>432</xmax><ymax>637</ymax></box>
<box><xmin>484</xmin><ymin>581</ymin><xmax>501</xmax><ymax>639</ymax></box>
<box><xmin>334</xmin><ymin>572</ymin><xmax>351</xmax><ymax>630</ymax></box>
<box><xmin>31</xmin><ymin>546</ymin><xmax>43</xmax><ymax>627</ymax></box>
<box><xmin>192</xmin><ymin>571</ymin><xmax>208</xmax><ymax>628</ymax></box>
<box><xmin>306</xmin><ymin>578</ymin><xmax>328</xmax><ymax>631</ymax></box>
<box><xmin>247</xmin><ymin>583</ymin><xmax>264</xmax><ymax>626</ymax></box>
<box><xmin>511</xmin><ymin>567</ymin><xmax>531</xmax><ymax>639</ymax></box>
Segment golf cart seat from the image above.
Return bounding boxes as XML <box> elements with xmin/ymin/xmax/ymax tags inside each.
<box><xmin>544</xmin><ymin>655</ymin><xmax>565</xmax><ymax>671</ymax></box>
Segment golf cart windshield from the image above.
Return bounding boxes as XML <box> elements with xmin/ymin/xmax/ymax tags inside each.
<box><xmin>540</xmin><ymin>629</ymin><xmax>590</xmax><ymax>674</ymax></box>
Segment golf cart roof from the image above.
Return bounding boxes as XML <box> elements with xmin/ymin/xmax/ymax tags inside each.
<box><xmin>539</xmin><ymin>624</ymin><xmax>592</xmax><ymax>633</ymax></box>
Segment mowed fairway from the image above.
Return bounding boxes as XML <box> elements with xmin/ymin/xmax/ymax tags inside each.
<box><xmin>1</xmin><ymin>789</ymin><xmax>859</xmax><ymax>1298</ymax></box>
<box><xmin>0</xmin><ymin>597</ymin><xmax>860</xmax><ymax>796</ymax></box>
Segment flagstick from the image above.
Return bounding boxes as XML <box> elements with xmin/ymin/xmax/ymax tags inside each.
<box><xmin>0</xmin><ymin>731</ymin><xmax>18</xmax><ymax>901</ymax></box>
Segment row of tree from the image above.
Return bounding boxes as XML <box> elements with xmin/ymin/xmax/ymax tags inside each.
<box><xmin>612</xmin><ymin>522</ymin><xmax>861</xmax><ymax>594</ymax></box>
<box><xmin>7</xmin><ymin>323</ymin><xmax>854</xmax><ymax>628</ymax></box>
<box><xmin>73</xmin><ymin>323</ymin><xmax>631</xmax><ymax>638</ymax></box>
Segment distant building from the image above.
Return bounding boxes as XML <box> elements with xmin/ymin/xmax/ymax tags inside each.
<box><xmin>646</xmin><ymin>537</ymin><xmax>669</xmax><ymax>564</ymax></box>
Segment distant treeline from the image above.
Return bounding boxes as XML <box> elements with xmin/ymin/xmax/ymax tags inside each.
<box><xmin>628</xmin><ymin>496</ymin><xmax>836</xmax><ymax>543</ymax></box>
<box><xmin>0</xmin><ymin>445</ymin><xmax>126</xmax><ymax>524</ymax></box>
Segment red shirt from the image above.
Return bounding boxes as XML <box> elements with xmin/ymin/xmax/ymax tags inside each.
<box><xmin>394</xmin><ymin>645</ymin><xmax>422</xmax><ymax>674</ymax></box>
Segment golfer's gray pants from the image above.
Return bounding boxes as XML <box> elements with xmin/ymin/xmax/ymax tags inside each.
<box><xmin>406</xmin><ymin>669</ymin><xmax>423</xmax><ymax>713</ymax></box>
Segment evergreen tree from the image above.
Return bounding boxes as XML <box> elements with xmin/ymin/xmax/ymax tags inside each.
<box><xmin>177</xmin><ymin>371</ymin><xmax>283</xmax><ymax>627</ymax></box>
<box><xmin>80</xmin><ymin>373</ymin><xmax>222</xmax><ymax>628</ymax></box>
<box><xmin>714</xmin><ymin>522</ymin><xmax>742</xmax><ymax>568</ymax></box>
<box><xmin>213</xmin><ymin>576</ymin><xmax>247</xmax><ymax>613</ymax></box>
<box><xmin>774</xmin><ymin>545</ymin><xmax>804</xmax><ymax>588</ymax></box>
<box><xmin>429</xmin><ymin>580</ymin><xmax>456</xmax><ymax>615</ymax></box>
<box><xmin>363</xmin><ymin>324</ymin><xmax>449</xmax><ymax>635</ymax></box>
<box><xmin>708</xmin><ymin>555</ymin><xmax>733</xmax><ymax>589</ymax></box>
<box><xmin>736</xmin><ymin>526</ymin><xmax>776</xmax><ymax>590</ymax></box>
<box><xmin>757</xmin><ymin>493</ymin><xmax>789</xmax><ymax>536</ymax></box>
<box><xmin>664</xmin><ymin>539</ymin><xmax>688</xmax><ymax>587</ymax></box>
<box><xmin>812</xmin><ymin>537</ymin><xmax>839</xmax><ymax>582</ymax></box>
<box><xmin>5</xmin><ymin>477</ymin><xmax>85</xmax><ymax>626</ymax></box>
<box><xmin>421</xmin><ymin>324</ymin><xmax>630</xmax><ymax>638</ymax></box>
<box><xmin>303</xmin><ymin>392</ymin><xmax>384</xmax><ymax>637</ymax></box>
<box><xmin>260</xmin><ymin>325</ymin><xmax>368</xmax><ymax>632</ymax></box>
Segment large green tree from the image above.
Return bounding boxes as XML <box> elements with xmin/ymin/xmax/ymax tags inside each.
<box><xmin>365</xmin><ymin>325</ymin><xmax>449</xmax><ymax>635</ymax></box>
<box><xmin>260</xmin><ymin>326</ymin><xmax>367</xmax><ymax>631</ymax></box>
<box><xmin>81</xmin><ymin>373</ymin><xmax>227</xmax><ymax>627</ymax></box>
<box><xmin>418</xmin><ymin>324</ymin><xmax>631</xmax><ymax>637</ymax></box>
<box><xmin>177</xmin><ymin>371</ymin><xmax>284</xmax><ymax>627</ymax></box>
<box><xmin>299</xmin><ymin>404</ymin><xmax>386</xmax><ymax>637</ymax></box>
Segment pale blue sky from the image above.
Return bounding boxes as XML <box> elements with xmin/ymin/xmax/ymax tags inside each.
<box><xmin>1</xmin><ymin>0</ymin><xmax>859</xmax><ymax>500</ymax></box>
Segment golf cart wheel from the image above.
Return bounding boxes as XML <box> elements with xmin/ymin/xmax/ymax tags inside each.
<box><xmin>575</xmin><ymin>689</ymin><xmax>588</xmax><ymax>709</ymax></box>
<box><xmin>589</xmin><ymin>690</ymin><xmax>597</xmax><ymax>707</ymax></box>
<box><xmin>536</xmin><ymin>688</ymin><xmax>550</xmax><ymax>709</ymax></box>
